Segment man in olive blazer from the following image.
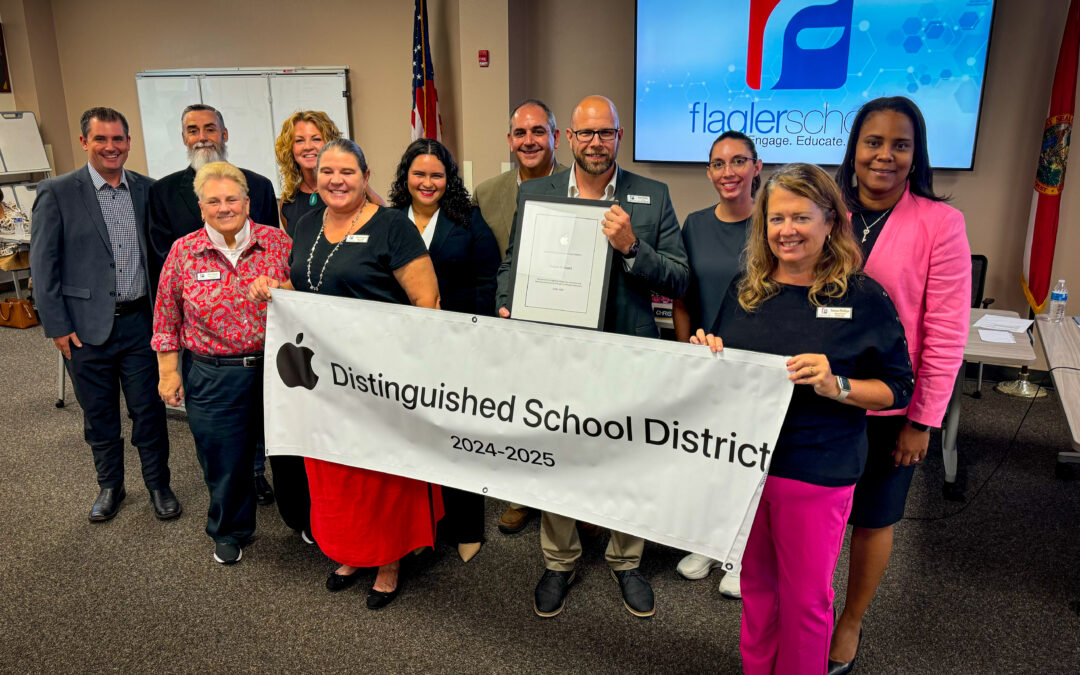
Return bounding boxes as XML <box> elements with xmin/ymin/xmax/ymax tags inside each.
<box><xmin>495</xmin><ymin>96</ymin><xmax>689</xmax><ymax>619</ymax></box>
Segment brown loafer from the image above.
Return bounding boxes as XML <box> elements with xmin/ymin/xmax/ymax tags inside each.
<box><xmin>497</xmin><ymin>505</ymin><xmax>534</xmax><ymax>534</ymax></box>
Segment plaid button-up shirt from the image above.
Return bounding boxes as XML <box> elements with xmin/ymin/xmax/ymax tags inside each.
<box><xmin>87</xmin><ymin>164</ymin><xmax>146</xmax><ymax>302</ymax></box>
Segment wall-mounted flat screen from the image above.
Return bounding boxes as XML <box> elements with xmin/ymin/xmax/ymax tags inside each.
<box><xmin>635</xmin><ymin>0</ymin><xmax>995</xmax><ymax>169</ymax></box>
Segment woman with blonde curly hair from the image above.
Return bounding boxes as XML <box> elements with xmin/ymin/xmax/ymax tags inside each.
<box><xmin>691</xmin><ymin>163</ymin><xmax>913</xmax><ymax>674</ymax></box>
<box><xmin>275</xmin><ymin>110</ymin><xmax>382</xmax><ymax>230</ymax></box>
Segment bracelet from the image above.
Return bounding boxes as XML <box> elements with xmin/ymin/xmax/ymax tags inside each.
<box><xmin>908</xmin><ymin>420</ymin><xmax>931</xmax><ymax>432</ymax></box>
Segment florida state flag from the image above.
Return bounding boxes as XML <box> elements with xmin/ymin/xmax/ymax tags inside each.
<box><xmin>1023</xmin><ymin>0</ymin><xmax>1080</xmax><ymax>312</ymax></box>
<box><xmin>410</xmin><ymin>0</ymin><xmax>442</xmax><ymax>141</ymax></box>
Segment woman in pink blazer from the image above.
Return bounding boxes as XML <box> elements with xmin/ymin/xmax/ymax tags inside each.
<box><xmin>827</xmin><ymin>97</ymin><xmax>971</xmax><ymax>675</ymax></box>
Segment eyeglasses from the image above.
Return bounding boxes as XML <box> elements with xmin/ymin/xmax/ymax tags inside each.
<box><xmin>570</xmin><ymin>128</ymin><xmax>619</xmax><ymax>142</ymax></box>
<box><xmin>708</xmin><ymin>156</ymin><xmax>752</xmax><ymax>171</ymax></box>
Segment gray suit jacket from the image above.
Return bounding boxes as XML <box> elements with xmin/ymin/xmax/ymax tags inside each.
<box><xmin>495</xmin><ymin>167</ymin><xmax>689</xmax><ymax>338</ymax></box>
<box><xmin>30</xmin><ymin>165</ymin><xmax>155</xmax><ymax>345</ymax></box>
<box><xmin>473</xmin><ymin>161</ymin><xmax>567</xmax><ymax>258</ymax></box>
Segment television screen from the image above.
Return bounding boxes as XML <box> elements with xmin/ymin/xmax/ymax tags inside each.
<box><xmin>634</xmin><ymin>0</ymin><xmax>995</xmax><ymax>169</ymax></box>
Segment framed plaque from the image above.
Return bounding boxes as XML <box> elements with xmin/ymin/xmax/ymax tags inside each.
<box><xmin>507</xmin><ymin>194</ymin><xmax>614</xmax><ymax>329</ymax></box>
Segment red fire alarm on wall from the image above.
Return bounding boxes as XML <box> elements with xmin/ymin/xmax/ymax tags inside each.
<box><xmin>478</xmin><ymin>50</ymin><xmax>490</xmax><ymax>67</ymax></box>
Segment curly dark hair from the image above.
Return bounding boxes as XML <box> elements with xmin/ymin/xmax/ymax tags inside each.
<box><xmin>389</xmin><ymin>139</ymin><xmax>473</xmax><ymax>227</ymax></box>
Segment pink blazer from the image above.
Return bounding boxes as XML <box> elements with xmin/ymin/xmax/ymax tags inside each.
<box><xmin>863</xmin><ymin>187</ymin><xmax>971</xmax><ymax>426</ymax></box>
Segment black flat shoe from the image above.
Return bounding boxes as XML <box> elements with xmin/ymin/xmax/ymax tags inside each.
<box><xmin>326</xmin><ymin>569</ymin><xmax>362</xmax><ymax>592</ymax></box>
<box><xmin>254</xmin><ymin>475</ymin><xmax>275</xmax><ymax>506</ymax></box>
<box><xmin>827</xmin><ymin>629</ymin><xmax>862</xmax><ymax>675</ymax></box>
<box><xmin>89</xmin><ymin>487</ymin><xmax>125</xmax><ymax>522</ymax></box>
<box><xmin>366</xmin><ymin>584</ymin><xmax>400</xmax><ymax>610</ymax></box>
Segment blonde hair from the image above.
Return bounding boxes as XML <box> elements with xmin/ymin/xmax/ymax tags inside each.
<box><xmin>738</xmin><ymin>162</ymin><xmax>863</xmax><ymax>312</ymax></box>
<box><xmin>275</xmin><ymin>111</ymin><xmax>342</xmax><ymax>203</ymax></box>
<box><xmin>193</xmin><ymin>161</ymin><xmax>248</xmax><ymax>201</ymax></box>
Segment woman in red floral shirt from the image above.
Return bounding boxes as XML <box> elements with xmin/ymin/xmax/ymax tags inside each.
<box><xmin>152</xmin><ymin>161</ymin><xmax>291</xmax><ymax>565</ymax></box>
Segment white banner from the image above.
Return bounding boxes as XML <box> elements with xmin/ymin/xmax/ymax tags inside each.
<box><xmin>264</xmin><ymin>290</ymin><xmax>793</xmax><ymax>564</ymax></box>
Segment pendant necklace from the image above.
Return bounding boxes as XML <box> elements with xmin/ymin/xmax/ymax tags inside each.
<box><xmin>301</xmin><ymin>178</ymin><xmax>318</xmax><ymax>206</ymax></box>
<box><xmin>859</xmin><ymin>207</ymin><xmax>894</xmax><ymax>243</ymax></box>
<box><xmin>306</xmin><ymin>197</ymin><xmax>368</xmax><ymax>292</ymax></box>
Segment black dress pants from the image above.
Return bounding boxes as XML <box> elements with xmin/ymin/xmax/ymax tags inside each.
<box><xmin>65</xmin><ymin>307</ymin><xmax>170</xmax><ymax>490</ymax></box>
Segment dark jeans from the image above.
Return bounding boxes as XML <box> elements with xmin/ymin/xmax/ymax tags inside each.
<box><xmin>65</xmin><ymin>307</ymin><xmax>170</xmax><ymax>490</ymax></box>
<box><xmin>269</xmin><ymin>454</ymin><xmax>311</xmax><ymax>534</ymax></box>
<box><xmin>182</xmin><ymin>352</ymin><xmax>261</xmax><ymax>544</ymax></box>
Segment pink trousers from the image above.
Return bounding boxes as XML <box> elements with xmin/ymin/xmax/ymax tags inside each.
<box><xmin>740</xmin><ymin>475</ymin><xmax>855</xmax><ymax>675</ymax></box>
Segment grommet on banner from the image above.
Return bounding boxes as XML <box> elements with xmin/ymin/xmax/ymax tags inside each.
<box><xmin>482</xmin><ymin>487</ymin><xmax>489</xmax><ymax>494</ymax></box>
<box><xmin>472</xmin><ymin>316</ymin><xmax>478</xmax><ymax>323</ymax></box>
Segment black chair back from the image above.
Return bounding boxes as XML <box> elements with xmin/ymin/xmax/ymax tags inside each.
<box><xmin>971</xmin><ymin>254</ymin><xmax>994</xmax><ymax>309</ymax></box>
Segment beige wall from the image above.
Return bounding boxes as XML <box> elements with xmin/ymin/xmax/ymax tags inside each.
<box><xmin>509</xmin><ymin>0</ymin><xmax>1078</xmax><ymax>317</ymax></box>
<box><xmin>6</xmin><ymin>0</ymin><xmax>1077</xmax><ymax>316</ymax></box>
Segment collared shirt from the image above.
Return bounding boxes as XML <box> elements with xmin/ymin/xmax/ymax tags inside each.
<box><xmin>152</xmin><ymin>222</ymin><xmax>292</xmax><ymax>356</ymax></box>
<box><xmin>204</xmin><ymin>220</ymin><xmax>252</xmax><ymax>268</ymax></box>
<box><xmin>407</xmin><ymin>205</ymin><xmax>440</xmax><ymax>249</ymax></box>
<box><xmin>567</xmin><ymin>163</ymin><xmax>633</xmax><ymax>269</ymax></box>
<box><xmin>516</xmin><ymin>161</ymin><xmax>558</xmax><ymax>187</ymax></box>
<box><xmin>87</xmin><ymin>163</ymin><xmax>145</xmax><ymax>301</ymax></box>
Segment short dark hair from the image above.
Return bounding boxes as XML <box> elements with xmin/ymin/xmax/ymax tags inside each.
<box><xmin>317</xmin><ymin>137</ymin><xmax>369</xmax><ymax>173</ymax></box>
<box><xmin>181</xmin><ymin>104</ymin><xmax>225</xmax><ymax>131</ymax></box>
<box><xmin>389</xmin><ymin>139</ymin><xmax>473</xmax><ymax>228</ymax></box>
<box><xmin>509</xmin><ymin>99</ymin><xmax>557</xmax><ymax>134</ymax></box>
<box><xmin>711</xmin><ymin>130</ymin><xmax>761</xmax><ymax>197</ymax></box>
<box><xmin>835</xmin><ymin>96</ymin><xmax>947</xmax><ymax>211</ymax></box>
<box><xmin>80</xmin><ymin>107</ymin><xmax>129</xmax><ymax>137</ymax></box>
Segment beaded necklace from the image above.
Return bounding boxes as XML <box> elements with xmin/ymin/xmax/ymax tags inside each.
<box><xmin>305</xmin><ymin>196</ymin><xmax>368</xmax><ymax>292</ymax></box>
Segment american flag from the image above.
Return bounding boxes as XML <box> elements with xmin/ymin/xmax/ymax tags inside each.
<box><xmin>411</xmin><ymin>0</ymin><xmax>441</xmax><ymax>141</ymax></box>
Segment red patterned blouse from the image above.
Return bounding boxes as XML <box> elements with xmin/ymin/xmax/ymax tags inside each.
<box><xmin>152</xmin><ymin>222</ymin><xmax>292</xmax><ymax>355</ymax></box>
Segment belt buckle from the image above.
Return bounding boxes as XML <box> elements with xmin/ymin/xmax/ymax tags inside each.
<box><xmin>243</xmin><ymin>356</ymin><xmax>258</xmax><ymax>368</ymax></box>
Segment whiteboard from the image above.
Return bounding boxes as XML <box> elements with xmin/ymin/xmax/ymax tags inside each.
<box><xmin>0</xmin><ymin>111</ymin><xmax>51</xmax><ymax>175</ymax></box>
<box><xmin>136</xmin><ymin>76</ymin><xmax>200</xmax><ymax>179</ymax></box>
<box><xmin>136</xmin><ymin>68</ymin><xmax>349</xmax><ymax>195</ymax></box>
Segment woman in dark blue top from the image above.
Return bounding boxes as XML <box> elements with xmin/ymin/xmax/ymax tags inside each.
<box><xmin>673</xmin><ymin>131</ymin><xmax>762</xmax><ymax>593</ymax></box>
<box><xmin>693</xmin><ymin>163</ymin><xmax>912</xmax><ymax>674</ymax></box>
<box><xmin>389</xmin><ymin>139</ymin><xmax>500</xmax><ymax>563</ymax></box>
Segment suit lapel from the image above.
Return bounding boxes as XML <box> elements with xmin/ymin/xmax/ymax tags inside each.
<box><xmin>180</xmin><ymin>168</ymin><xmax>202</xmax><ymax>222</ymax></box>
<box><xmin>614</xmin><ymin>168</ymin><xmax>636</xmax><ymax>222</ymax></box>
<box><xmin>428</xmin><ymin>211</ymin><xmax>453</xmax><ymax>257</ymax></box>
<box><xmin>75</xmin><ymin>166</ymin><xmax>113</xmax><ymax>253</ymax></box>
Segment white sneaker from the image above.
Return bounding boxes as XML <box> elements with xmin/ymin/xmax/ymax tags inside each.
<box><xmin>718</xmin><ymin>571</ymin><xmax>741</xmax><ymax>599</ymax></box>
<box><xmin>676</xmin><ymin>552</ymin><xmax>719</xmax><ymax>580</ymax></box>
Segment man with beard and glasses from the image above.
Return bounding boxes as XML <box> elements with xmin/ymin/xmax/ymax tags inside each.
<box><xmin>147</xmin><ymin>103</ymin><xmax>279</xmax><ymax>507</ymax></box>
<box><xmin>495</xmin><ymin>95</ymin><xmax>689</xmax><ymax>619</ymax></box>
<box><xmin>473</xmin><ymin>98</ymin><xmax>567</xmax><ymax>537</ymax></box>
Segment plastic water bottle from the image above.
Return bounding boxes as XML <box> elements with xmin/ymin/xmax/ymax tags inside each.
<box><xmin>1049</xmin><ymin>279</ymin><xmax>1068</xmax><ymax>323</ymax></box>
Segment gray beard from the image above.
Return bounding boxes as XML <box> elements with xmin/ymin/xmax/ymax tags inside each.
<box><xmin>188</xmin><ymin>143</ymin><xmax>227</xmax><ymax>171</ymax></box>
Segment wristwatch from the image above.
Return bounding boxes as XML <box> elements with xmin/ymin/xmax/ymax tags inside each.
<box><xmin>833</xmin><ymin>375</ymin><xmax>851</xmax><ymax>401</ymax></box>
<box><xmin>908</xmin><ymin>420</ymin><xmax>931</xmax><ymax>432</ymax></box>
<box><xmin>624</xmin><ymin>239</ymin><xmax>639</xmax><ymax>259</ymax></box>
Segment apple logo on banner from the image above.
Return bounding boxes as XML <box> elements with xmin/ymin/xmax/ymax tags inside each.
<box><xmin>277</xmin><ymin>333</ymin><xmax>319</xmax><ymax>390</ymax></box>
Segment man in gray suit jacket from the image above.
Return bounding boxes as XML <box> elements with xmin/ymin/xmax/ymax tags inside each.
<box><xmin>474</xmin><ymin>98</ymin><xmax>568</xmax><ymax>537</ymax></box>
<box><xmin>495</xmin><ymin>95</ymin><xmax>689</xmax><ymax>619</ymax></box>
<box><xmin>31</xmin><ymin>107</ymin><xmax>179</xmax><ymax>523</ymax></box>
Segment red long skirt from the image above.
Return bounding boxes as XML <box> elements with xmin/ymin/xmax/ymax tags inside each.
<box><xmin>305</xmin><ymin>457</ymin><xmax>444</xmax><ymax>568</ymax></box>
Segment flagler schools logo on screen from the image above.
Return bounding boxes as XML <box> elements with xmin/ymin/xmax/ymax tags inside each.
<box><xmin>746</xmin><ymin>0</ymin><xmax>854</xmax><ymax>90</ymax></box>
<box><xmin>277</xmin><ymin>333</ymin><xmax>319</xmax><ymax>390</ymax></box>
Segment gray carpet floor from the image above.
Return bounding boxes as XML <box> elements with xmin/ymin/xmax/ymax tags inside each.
<box><xmin>1</xmin><ymin>317</ymin><xmax>1079</xmax><ymax>674</ymax></box>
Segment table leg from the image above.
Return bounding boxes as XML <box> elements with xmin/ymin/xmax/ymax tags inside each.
<box><xmin>942</xmin><ymin>369</ymin><xmax>964</xmax><ymax>484</ymax></box>
<box><xmin>9</xmin><ymin>271</ymin><xmax>21</xmax><ymax>299</ymax></box>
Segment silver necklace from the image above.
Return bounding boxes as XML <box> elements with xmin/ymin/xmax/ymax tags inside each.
<box><xmin>859</xmin><ymin>207</ymin><xmax>893</xmax><ymax>243</ymax></box>
<box><xmin>306</xmin><ymin>198</ymin><xmax>368</xmax><ymax>292</ymax></box>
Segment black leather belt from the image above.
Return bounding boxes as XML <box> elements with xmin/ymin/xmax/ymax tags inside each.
<box><xmin>190</xmin><ymin>352</ymin><xmax>264</xmax><ymax>368</ymax></box>
<box><xmin>114</xmin><ymin>296</ymin><xmax>149</xmax><ymax>316</ymax></box>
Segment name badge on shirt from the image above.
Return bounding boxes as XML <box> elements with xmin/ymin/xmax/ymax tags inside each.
<box><xmin>816</xmin><ymin>307</ymin><xmax>853</xmax><ymax>320</ymax></box>
<box><xmin>626</xmin><ymin>194</ymin><xmax>651</xmax><ymax>204</ymax></box>
<box><xmin>345</xmin><ymin>234</ymin><xmax>369</xmax><ymax>243</ymax></box>
<box><xmin>197</xmin><ymin>271</ymin><xmax>221</xmax><ymax>281</ymax></box>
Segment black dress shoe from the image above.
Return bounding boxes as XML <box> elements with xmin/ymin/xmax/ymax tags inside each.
<box><xmin>534</xmin><ymin>569</ymin><xmax>576</xmax><ymax>617</ymax></box>
<box><xmin>326</xmin><ymin>569</ymin><xmax>362</xmax><ymax>592</ymax></box>
<box><xmin>366</xmin><ymin>582</ymin><xmax>401</xmax><ymax>610</ymax></box>
<box><xmin>149</xmin><ymin>487</ymin><xmax>182</xmax><ymax>520</ymax></box>
<box><xmin>89</xmin><ymin>487</ymin><xmax>126</xmax><ymax>522</ymax></box>
<box><xmin>827</xmin><ymin>630</ymin><xmax>862</xmax><ymax>675</ymax></box>
<box><xmin>611</xmin><ymin>568</ymin><xmax>655</xmax><ymax>617</ymax></box>
<box><xmin>254</xmin><ymin>475</ymin><xmax>275</xmax><ymax>506</ymax></box>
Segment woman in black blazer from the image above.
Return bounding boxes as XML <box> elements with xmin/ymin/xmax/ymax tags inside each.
<box><xmin>390</xmin><ymin>139</ymin><xmax>500</xmax><ymax>561</ymax></box>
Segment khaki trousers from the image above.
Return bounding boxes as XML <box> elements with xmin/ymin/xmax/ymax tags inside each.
<box><xmin>540</xmin><ymin>511</ymin><xmax>644</xmax><ymax>571</ymax></box>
